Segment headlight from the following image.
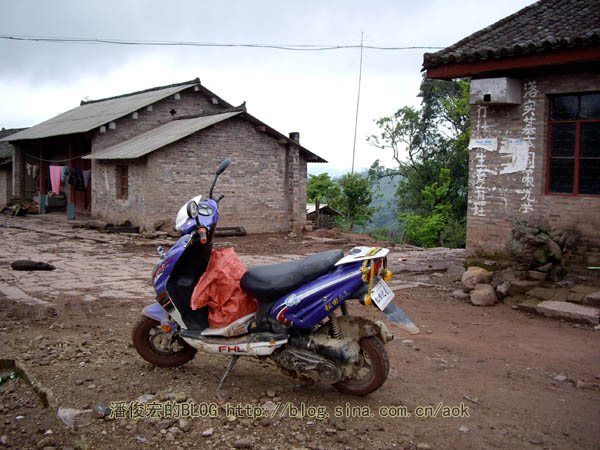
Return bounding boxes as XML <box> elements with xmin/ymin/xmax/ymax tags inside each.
<box><xmin>186</xmin><ymin>200</ymin><xmax>198</xmax><ymax>219</ymax></box>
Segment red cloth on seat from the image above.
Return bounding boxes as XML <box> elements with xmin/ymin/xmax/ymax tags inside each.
<box><xmin>190</xmin><ymin>248</ymin><xmax>257</xmax><ymax>329</ymax></box>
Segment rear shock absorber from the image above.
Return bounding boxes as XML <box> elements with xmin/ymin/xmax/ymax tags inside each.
<box><xmin>329</xmin><ymin>313</ymin><xmax>343</xmax><ymax>339</ymax></box>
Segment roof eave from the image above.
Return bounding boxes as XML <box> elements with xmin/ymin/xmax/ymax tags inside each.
<box><xmin>240</xmin><ymin>112</ymin><xmax>327</xmax><ymax>163</ymax></box>
<box><xmin>425</xmin><ymin>46</ymin><xmax>600</xmax><ymax>79</ymax></box>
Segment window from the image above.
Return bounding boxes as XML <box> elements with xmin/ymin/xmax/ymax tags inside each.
<box><xmin>117</xmin><ymin>165</ymin><xmax>128</xmax><ymax>199</ymax></box>
<box><xmin>548</xmin><ymin>93</ymin><xmax>600</xmax><ymax>196</ymax></box>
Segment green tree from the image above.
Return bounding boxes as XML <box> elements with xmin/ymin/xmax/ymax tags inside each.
<box><xmin>401</xmin><ymin>168</ymin><xmax>453</xmax><ymax>247</ymax></box>
<box><xmin>368</xmin><ymin>75</ymin><xmax>470</xmax><ymax>247</ymax></box>
<box><xmin>336</xmin><ymin>172</ymin><xmax>374</xmax><ymax>231</ymax></box>
<box><xmin>307</xmin><ymin>173</ymin><xmax>341</xmax><ymax>206</ymax></box>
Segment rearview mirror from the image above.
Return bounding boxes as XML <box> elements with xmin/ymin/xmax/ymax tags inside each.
<box><xmin>216</xmin><ymin>159</ymin><xmax>231</xmax><ymax>175</ymax></box>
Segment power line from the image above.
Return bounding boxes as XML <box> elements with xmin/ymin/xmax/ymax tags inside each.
<box><xmin>0</xmin><ymin>34</ymin><xmax>443</xmax><ymax>51</ymax></box>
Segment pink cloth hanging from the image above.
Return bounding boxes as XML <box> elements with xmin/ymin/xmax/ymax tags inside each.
<box><xmin>49</xmin><ymin>166</ymin><xmax>63</xmax><ymax>194</ymax></box>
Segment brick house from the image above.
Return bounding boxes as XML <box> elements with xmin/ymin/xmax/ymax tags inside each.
<box><xmin>0</xmin><ymin>128</ymin><xmax>26</xmax><ymax>209</ymax></box>
<box><xmin>2</xmin><ymin>79</ymin><xmax>325</xmax><ymax>233</ymax></box>
<box><xmin>423</xmin><ymin>0</ymin><xmax>600</xmax><ymax>265</ymax></box>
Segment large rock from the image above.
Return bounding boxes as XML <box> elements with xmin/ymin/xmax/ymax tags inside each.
<box><xmin>462</xmin><ymin>267</ymin><xmax>492</xmax><ymax>291</ymax></box>
<box><xmin>584</xmin><ymin>291</ymin><xmax>600</xmax><ymax>307</ymax></box>
<box><xmin>447</xmin><ymin>265</ymin><xmax>466</xmax><ymax>282</ymax></box>
<box><xmin>536</xmin><ymin>301</ymin><xmax>600</xmax><ymax>325</ymax></box>
<box><xmin>470</xmin><ymin>284</ymin><xmax>498</xmax><ymax>306</ymax></box>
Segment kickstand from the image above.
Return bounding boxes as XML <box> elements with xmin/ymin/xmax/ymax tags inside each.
<box><xmin>217</xmin><ymin>355</ymin><xmax>239</xmax><ymax>391</ymax></box>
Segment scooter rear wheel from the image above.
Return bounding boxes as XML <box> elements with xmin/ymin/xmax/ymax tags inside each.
<box><xmin>333</xmin><ymin>336</ymin><xmax>389</xmax><ymax>395</ymax></box>
<box><xmin>132</xmin><ymin>316</ymin><xmax>196</xmax><ymax>368</ymax></box>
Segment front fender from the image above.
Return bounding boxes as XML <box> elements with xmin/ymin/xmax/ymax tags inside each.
<box><xmin>142</xmin><ymin>303</ymin><xmax>170</xmax><ymax>323</ymax></box>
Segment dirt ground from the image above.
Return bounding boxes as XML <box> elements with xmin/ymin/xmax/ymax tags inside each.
<box><xmin>0</xmin><ymin>213</ymin><xmax>599</xmax><ymax>450</ymax></box>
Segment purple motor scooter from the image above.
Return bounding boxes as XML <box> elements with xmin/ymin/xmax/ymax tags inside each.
<box><xmin>133</xmin><ymin>159</ymin><xmax>419</xmax><ymax>395</ymax></box>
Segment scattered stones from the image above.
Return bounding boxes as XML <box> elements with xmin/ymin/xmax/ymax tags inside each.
<box><xmin>57</xmin><ymin>407</ymin><xmax>92</xmax><ymax>428</ymax></box>
<box><xmin>458</xmin><ymin>426</ymin><xmax>470</xmax><ymax>433</ymax></box>
<box><xmin>93</xmin><ymin>404</ymin><xmax>111</xmax><ymax>419</ymax></box>
<box><xmin>417</xmin><ymin>444</ymin><xmax>433</xmax><ymax>450</ymax></box>
<box><xmin>575</xmin><ymin>380</ymin><xmax>600</xmax><ymax>390</ymax></box>
<box><xmin>470</xmin><ymin>284</ymin><xmax>498</xmax><ymax>306</ymax></box>
<box><xmin>266</xmin><ymin>390</ymin><xmax>276</xmax><ymax>398</ymax></box>
<box><xmin>262</xmin><ymin>401</ymin><xmax>277</xmax><ymax>412</ymax></box>
<box><xmin>462</xmin><ymin>267</ymin><xmax>492</xmax><ymax>291</ymax></box>
<box><xmin>553</xmin><ymin>374</ymin><xmax>568</xmax><ymax>382</ymax></box>
<box><xmin>36</xmin><ymin>435</ymin><xmax>56</xmax><ymax>449</ymax></box>
<box><xmin>452</xmin><ymin>289</ymin><xmax>470</xmax><ymax>300</ymax></box>
<box><xmin>201</xmin><ymin>427</ymin><xmax>214</xmax><ymax>437</ymax></box>
<box><xmin>401</xmin><ymin>339</ymin><xmax>414</xmax><ymax>345</ymax></box>
<box><xmin>463</xmin><ymin>395</ymin><xmax>479</xmax><ymax>404</ymax></box>
<box><xmin>536</xmin><ymin>301</ymin><xmax>600</xmax><ymax>325</ymax></box>
<box><xmin>178</xmin><ymin>419</ymin><xmax>190</xmax><ymax>432</ymax></box>
<box><xmin>496</xmin><ymin>281</ymin><xmax>511</xmax><ymax>298</ymax></box>
<box><xmin>136</xmin><ymin>394</ymin><xmax>156</xmax><ymax>404</ymax></box>
<box><xmin>234</xmin><ymin>438</ymin><xmax>253</xmax><ymax>448</ymax></box>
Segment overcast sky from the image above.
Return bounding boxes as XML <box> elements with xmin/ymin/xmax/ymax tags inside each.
<box><xmin>0</xmin><ymin>0</ymin><xmax>534</xmax><ymax>173</ymax></box>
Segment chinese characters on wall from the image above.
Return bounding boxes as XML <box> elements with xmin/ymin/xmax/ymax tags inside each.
<box><xmin>520</xmin><ymin>80</ymin><xmax>539</xmax><ymax>213</ymax></box>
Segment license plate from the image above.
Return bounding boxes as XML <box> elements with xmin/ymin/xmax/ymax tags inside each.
<box><xmin>371</xmin><ymin>280</ymin><xmax>394</xmax><ymax>311</ymax></box>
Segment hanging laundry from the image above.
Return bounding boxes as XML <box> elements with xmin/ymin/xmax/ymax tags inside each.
<box><xmin>68</xmin><ymin>167</ymin><xmax>86</xmax><ymax>191</ymax></box>
<box><xmin>49</xmin><ymin>166</ymin><xmax>63</xmax><ymax>194</ymax></box>
<box><xmin>61</xmin><ymin>166</ymin><xmax>69</xmax><ymax>185</ymax></box>
<box><xmin>82</xmin><ymin>170</ymin><xmax>91</xmax><ymax>189</ymax></box>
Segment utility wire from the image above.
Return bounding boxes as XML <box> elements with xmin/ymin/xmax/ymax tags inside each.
<box><xmin>351</xmin><ymin>32</ymin><xmax>364</xmax><ymax>175</ymax></box>
<box><xmin>0</xmin><ymin>34</ymin><xmax>443</xmax><ymax>51</ymax></box>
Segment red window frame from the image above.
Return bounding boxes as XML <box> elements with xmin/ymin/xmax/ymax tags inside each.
<box><xmin>546</xmin><ymin>92</ymin><xmax>600</xmax><ymax>197</ymax></box>
<box><xmin>117</xmin><ymin>165</ymin><xmax>128</xmax><ymax>199</ymax></box>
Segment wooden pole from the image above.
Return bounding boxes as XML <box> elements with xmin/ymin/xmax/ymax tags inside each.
<box><xmin>39</xmin><ymin>146</ymin><xmax>46</xmax><ymax>214</ymax></box>
<box><xmin>67</xmin><ymin>143</ymin><xmax>75</xmax><ymax>219</ymax></box>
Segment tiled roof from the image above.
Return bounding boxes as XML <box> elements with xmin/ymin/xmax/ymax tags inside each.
<box><xmin>0</xmin><ymin>128</ymin><xmax>26</xmax><ymax>160</ymax></box>
<box><xmin>423</xmin><ymin>0</ymin><xmax>600</xmax><ymax>70</ymax></box>
<box><xmin>2</xmin><ymin>80</ymin><xmax>200</xmax><ymax>142</ymax></box>
<box><xmin>83</xmin><ymin>111</ymin><xmax>242</xmax><ymax>160</ymax></box>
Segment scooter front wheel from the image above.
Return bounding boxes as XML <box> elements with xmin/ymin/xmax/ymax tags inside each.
<box><xmin>333</xmin><ymin>336</ymin><xmax>389</xmax><ymax>395</ymax></box>
<box><xmin>132</xmin><ymin>316</ymin><xmax>196</xmax><ymax>367</ymax></box>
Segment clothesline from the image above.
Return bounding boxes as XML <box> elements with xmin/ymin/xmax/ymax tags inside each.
<box><xmin>25</xmin><ymin>152</ymin><xmax>86</xmax><ymax>163</ymax></box>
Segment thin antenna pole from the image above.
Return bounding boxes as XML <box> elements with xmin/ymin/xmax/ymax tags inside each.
<box><xmin>351</xmin><ymin>32</ymin><xmax>364</xmax><ymax>175</ymax></box>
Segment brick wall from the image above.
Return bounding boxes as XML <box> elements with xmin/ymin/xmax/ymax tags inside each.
<box><xmin>89</xmin><ymin>89</ymin><xmax>308</xmax><ymax>233</ymax></box>
<box><xmin>0</xmin><ymin>166</ymin><xmax>10</xmax><ymax>207</ymax></box>
<box><xmin>467</xmin><ymin>71</ymin><xmax>600</xmax><ymax>264</ymax></box>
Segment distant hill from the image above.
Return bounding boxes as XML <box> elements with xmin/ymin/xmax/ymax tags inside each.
<box><xmin>307</xmin><ymin>166</ymin><xmax>401</xmax><ymax>235</ymax></box>
<box><xmin>365</xmin><ymin>175</ymin><xmax>401</xmax><ymax>235</ymax></box>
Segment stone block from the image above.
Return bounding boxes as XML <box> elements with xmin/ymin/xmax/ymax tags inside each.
<box><xmin>527</xmin><ymin>270</ymin><xmax>547</xmax><ymax>281</ymax></box>
<box><xmin>536</xmin><ymin>301</ymin><xmax>600</xmax><ymax>325</ymax></box>
<box><xmin>517</xmin><ymin>299</ymin><xmax>540</xmax><ymax>313</ymax></box>
<box><xmin>508</xmin><ymin>280</ymin><xmax>541</xmax><ymax>296</ymax></box>
<box><xmin>567</xmin><ymin>286</ymin><xmax>598</xmax><ymax>303</ymax></box>
<box><xmin>470</xmin><ymin>284</ymin><xmax>498</xmax><ymax>306</ymax></box>
<box><xmin>526</xmin><ymin>287</ymin><xmax>556</xmax><ymax>301</ymax></box>
<box><xmin>584</xmin><ymin>291</ymin><xmax>600</xmax><ymax>307</ymax></box>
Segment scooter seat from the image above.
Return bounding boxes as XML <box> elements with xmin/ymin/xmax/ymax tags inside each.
<box><xmin>241</xmin><ymin>249</ymin><xmax>344</xmax><ymax>303</ymax></box>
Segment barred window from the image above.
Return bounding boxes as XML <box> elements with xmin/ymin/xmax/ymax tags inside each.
<box><xmin>547</xmin><ymin>93</ymin><xmax>600</xmax><ymax>196</ymax></box>
<box><xmin>117</xmin><ymin>165</ymin><xmax>128</xmax><ymax>199</ymax></box>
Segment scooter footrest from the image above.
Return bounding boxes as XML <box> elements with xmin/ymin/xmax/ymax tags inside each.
<box><xmin>180</xmin><ymin>330</ymin><xmax>288</xmax><ymax>344</ymax></box>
